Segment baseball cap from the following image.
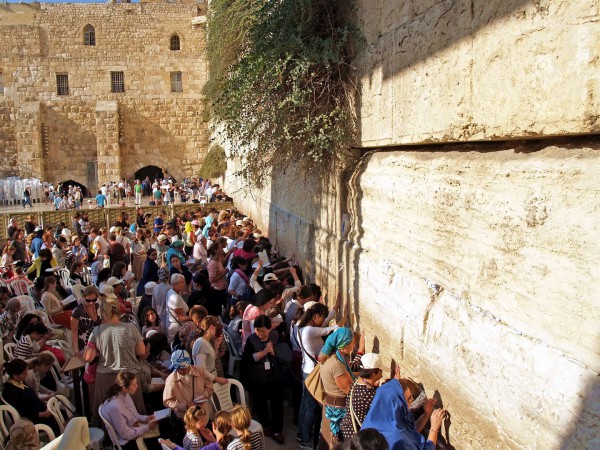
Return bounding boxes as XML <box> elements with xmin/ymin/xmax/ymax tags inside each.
<box><xmin>361</xmin><ymin>353</ymin><xmax>384</xmax><ymax>371</ymax></box>
<box><xmin>157</xmin><ymin>234</ymin><xmax>167</xmax><ymax>242</ymax></box>
<box><xmin>170</xmin><ymin>349</ymin><xmax>192</xmax><ymax>371</ymax></box>
<box><xmin>144</xmin><ymin>281</ymin><xmax>157</xmax><ymax>294</ymax></box>
<box><xmin>263</xmin><ymin>273</ymin><xmax>278</xmax><ymax>282</ymax></box>
<box><xmin>99</xmin><ymin>285</ymin><xmax>115</xmax><ymax>296</ymax></box>
<box><xmin>106</xmin><ymin>277</ymin><xmax>123</xmax><ymax>286</ymax></box>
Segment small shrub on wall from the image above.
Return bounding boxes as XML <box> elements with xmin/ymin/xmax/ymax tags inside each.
<box><xmin>204</xmin><ymin>0</ymin><xmax>358</xmax><ymax>188</ymax></box>
<box><xmin>199</xmin><ymin>145</ymin><xmax>227</xmax><ymax>179</ymax></box>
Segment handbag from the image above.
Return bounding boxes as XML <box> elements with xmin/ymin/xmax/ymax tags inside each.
<box><xmin>304</xmin><ymin>363</ymin><xmax>325</xmax><ymax>405</ymax></box>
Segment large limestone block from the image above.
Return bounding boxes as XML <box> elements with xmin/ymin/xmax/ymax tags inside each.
<box><xmin>352</xmin><ymin>139</ymin><xmax>599</xmax><ymax>372</ymax></box>
<box><xmin>355</xmin><ymin>0</ymin><xmax>600</xmax><ymax>146</ymax></box>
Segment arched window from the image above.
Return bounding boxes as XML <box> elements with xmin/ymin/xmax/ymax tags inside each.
<box><xmin>170</xmin><ymin>34</ymin><xmax>180</xmax><ymax>51</ymax></box>
<box><xmin>83</xmin><ymin>24</ymin><xmax>96</xmax><ymax>46</ymax></box>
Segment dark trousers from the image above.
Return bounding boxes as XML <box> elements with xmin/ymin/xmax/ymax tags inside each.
<box><xmin>250</xmin><ymin>380</ymin><xmax>284</xmax><ymax>434</ymax></box>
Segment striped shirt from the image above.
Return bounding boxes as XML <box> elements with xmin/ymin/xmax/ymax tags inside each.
<box><xmin>15</xmin><ymin>334</ymin><xmax>39</xmax><ymax>360</ymax></box>
<box><xmin>227</xmin><ymin>432</ymin><xmax>264</xmax><ymax>450</ymax></box>
<box><xmin>183</xmin><ymin>431</ymin><xmax>203</xmax><ymax>450</ymax></box>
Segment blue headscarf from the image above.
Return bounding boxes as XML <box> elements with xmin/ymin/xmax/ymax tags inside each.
<box><xmin>322</xmin><ymin>328</ymin><xmax>353</xmax><ymax>361</ymax></box>
<box><xmin>361</xmin><ymin>379</ymin><xmax>434</xmax><ymax>450</ymax></box>
<box><xmin>322</xmin><ymin>328</ymin><xmax>355</xmax><ymax>437</ymax></box>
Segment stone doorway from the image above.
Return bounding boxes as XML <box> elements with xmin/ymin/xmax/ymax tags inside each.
<box><xmin>58</xmin><ymin>180</ymin><xmax>89</xmax><ymax>198</ymax></box>
<box><xmin>135</xmin><ymin>165</ymin><xmax>164</xmax><ymax>183</ymax></box>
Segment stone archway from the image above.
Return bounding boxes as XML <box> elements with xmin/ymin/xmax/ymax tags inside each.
<box><xmin>58</xmin><ymin>179</ymin><xmax>89</xmax><ymax>197</ymax></box>
<box><xmin>134</xmin><ymin>165</ymin><xmax>164</xmax><ymax>183</ymax></box>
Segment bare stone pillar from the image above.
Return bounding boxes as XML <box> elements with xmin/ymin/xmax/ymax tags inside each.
<box><xmin>95</xmin><ymin>101</ymin><xmax>121</xmax><ymax>187</ymax></box>
<box><xmin>16</xmin><ymin>102</ymin><xmax>45</xmax><ymax>180</ymax></box>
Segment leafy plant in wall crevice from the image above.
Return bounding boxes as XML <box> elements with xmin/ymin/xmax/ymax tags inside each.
<box><xmin>204</xmin><ymin>0</ymin><xmax>359</xmax><ymax>188</ymax></box>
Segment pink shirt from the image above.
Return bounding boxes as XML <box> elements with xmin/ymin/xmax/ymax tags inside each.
<box><xmin>207</xmin><ymin>258</ymin><xmax>227</xmax><ymax>290</ymax></box>
<box><xmin>241</xmin><ymin>305</ymin><xmax>262</xmax><ymax>350</ymax></box>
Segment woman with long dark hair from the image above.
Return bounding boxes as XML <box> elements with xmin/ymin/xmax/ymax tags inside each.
<box><xmin>100</xmin><ymin>371</ymin><xmax>160</xmax><ymax>450</ymax></box>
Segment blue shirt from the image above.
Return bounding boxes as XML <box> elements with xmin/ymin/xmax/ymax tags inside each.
<box><xmin>96</xmin><ymin>194</ymin><xmax>106</xmax><ymax>206</ymax></box>
<box><xmin>153</xmin><ymin>217</ymin><xmax>164</xmax><ymax>233</ymax></box>
<box><xmin>30</xmin><ymin>237</ymin><xmax>43</xmax><ymax>259</ymax></box>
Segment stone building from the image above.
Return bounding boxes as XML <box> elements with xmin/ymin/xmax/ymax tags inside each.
<box><xmin>0</xmin><ymin>1</ymin><xmax>209</xmax><ymax>192</ymax></box>
<box><xmin>226</xmin><ymin>1</ymin><xmax>600</xmax><ymax>449</ymax></box>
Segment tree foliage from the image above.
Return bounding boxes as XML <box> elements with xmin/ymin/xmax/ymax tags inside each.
<box><xmin>204</xmin><ymin>0</ymin><xmax>358</xmax><ymax>187</ymax></box>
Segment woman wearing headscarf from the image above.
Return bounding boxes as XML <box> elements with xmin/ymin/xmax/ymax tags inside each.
<box><xmin>183</xmin><ymin>220</ymin><xmax>196</xmax><ymax>256</ymax></box>
<box><xmin>361</xmin><ymin>378</ymin><xmax>446</xmax><ymax>450</ymax></box>
<box><xmin>318</xmin><ymin>328</ymin><xmax>363</xmax><ymax>448</ymax></box>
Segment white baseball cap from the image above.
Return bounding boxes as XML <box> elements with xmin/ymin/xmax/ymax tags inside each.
<box><xmin>361</xmin><ymin>353</ymin><xmax>384</xmax><ymax>371</ymax></box>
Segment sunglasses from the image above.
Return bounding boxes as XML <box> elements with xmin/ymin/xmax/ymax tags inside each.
<box><xmin>84</xmin><ymin>297</ymin><xmax>97</xmax><ymax>303</ymax></box>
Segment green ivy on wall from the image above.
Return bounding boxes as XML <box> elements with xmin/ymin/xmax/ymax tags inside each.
<box><xmin>204</xmin><ymin>0</ymin><xmax>358</xmax><ymax>187</ymax></box>
<box><xmin>199</xmin><ymin>145</ymin><xmax>227</xmax><ymax>180</ymax></box>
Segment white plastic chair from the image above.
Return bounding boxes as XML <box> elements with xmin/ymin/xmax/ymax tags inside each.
<box><xmin>70</xmin><ymin>284</ymin><xmax>85</xmax><ymax>304</ymax></box>
<box><xmin>57</xmin><ymin>268</ymin><xmax>72</xmax><ymax>290</ymax></box>
<box><xmin>99</xmin><ymin>403</ymin><xmax>147</xmax><ymax>450</ymax></box>
<box><xmin>210</xmin><ymin>378</ymin><xmax>247</xmax><ymax>412</ymax></box>
<box><xmin>35</xmin><ymin>423</ymin><xmax>56</xmax><ymax>445</ymax></box>
<box><xmin>11</xmin><ymin>294</ymin><xmax>36</xmax><ymax>313</ymax></box>
<box><xmin>3</xmin><ymin>343</ymin><xmax>16</xmax><ymax>361</ymax></box>
<box><xmin>223</xmin><ymin>329</ymin><xmax>241</xmax><ymax>376</ymax></box>
<box><xmin>48</xmin><ymin>395</ymin><xmax>104</xmax><ymax>450</ymax></box>
<box><xmin>9</xmin><ymin>279</ymin><xmax>29</xmax><ymax>296</ymax></box>
<box><xmin>0</xmin><ymin>404</ymin><xmax>20</xmax><ymax>446</ymax></box>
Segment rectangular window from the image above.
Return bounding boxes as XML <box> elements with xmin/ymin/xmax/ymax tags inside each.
<box><xmin>0</xmin><ymin>73</ymin><xmax>3</xmax><ymax>94</ymax></box>
<box><xmin>170</xmin><ymin>71</ymin><xmax>183</xmax><ymax>93</ymax></box>
<box><xmin>111</xmin><ymin>71</ymin><xmax>125</xmax><ymax>93</ymax></box>
<box><xmin>56</xmin><ymin>73</ymin><xmax>69</xmax><ymax>96</ymax></box>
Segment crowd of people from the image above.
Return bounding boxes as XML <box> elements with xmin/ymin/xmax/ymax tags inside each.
<box><xmin>29</xmin><ymin>176</ymin><xmax>232</xmax><ymax>211</ymax></box>
<box><xmin>0</xmin><ymin>198</ymin><xmax>449</xmax><ymax>450</ymax></box>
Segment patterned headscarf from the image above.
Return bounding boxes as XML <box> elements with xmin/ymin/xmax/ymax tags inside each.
<box><xmin>158</xmin><ymin>267</ymin><xmax>170</xmax><ymax>282</ymax></box>
<box><xmin>6</xmin><ymin>419</ymin><xmax>39</xmax><ymax>450</ymax></box>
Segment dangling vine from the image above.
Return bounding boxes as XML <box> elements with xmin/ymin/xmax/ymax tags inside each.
<box><xmin>204</xmin><ymin>0</ymin><xmax>359</xmax><ymax>187</ymax></box>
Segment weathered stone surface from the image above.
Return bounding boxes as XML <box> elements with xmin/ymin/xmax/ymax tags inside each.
<box><xmin>227</xmin><ymin>138</ymin><xmax>600</xmax><ymax>449</ymax></box>
<box><xmin>355</xmin><ymin>0</ymin><xmax>600</xmax><ymax>147</ymax></box>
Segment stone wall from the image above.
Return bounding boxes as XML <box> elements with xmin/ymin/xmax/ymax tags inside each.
<box><xmin>0</xmin><ymin>3</ymin><xmax>209</xmax><ymax>189</ymax></box>
<box><xmin>226</xmin><ymin>0</ymin><xmax>600</xmax><ymax>448</ymax></box>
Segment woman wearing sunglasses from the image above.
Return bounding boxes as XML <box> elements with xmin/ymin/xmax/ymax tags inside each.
<box><xmin>70</xmin><ymin>285</ymin><xmax>101</xmax><ymax>356</ymax></box>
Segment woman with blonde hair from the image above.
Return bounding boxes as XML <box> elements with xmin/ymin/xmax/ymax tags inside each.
<box><xmin>227</xmin><ymin>405</ymin><xmax>264</xmax><ymax>450</ymax></box>
<box><xmin>183</xmin><ymin>405</ymin><xmax>212</xmax><ymax>449</ymax></box>
<box><xmin>160</xmin><ymin>410</ymin><xmax>233</xmax><ymax>450</ymax></box>
<box><xmin>84</xmin><ymin>299</ymin><xmax>145</xmax><ymax>425</ymax></box>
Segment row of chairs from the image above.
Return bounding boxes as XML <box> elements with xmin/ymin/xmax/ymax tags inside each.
<box><xmin>0</xmin><ymin>395</ymin><xmax>103</xmax><ymax>450</ymax></box>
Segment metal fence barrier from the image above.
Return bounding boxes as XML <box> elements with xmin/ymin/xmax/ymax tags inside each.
<box><xmin>0</xmin><ymin>201</ymin><xmax>235</xmax><ymax>241</ymax></box>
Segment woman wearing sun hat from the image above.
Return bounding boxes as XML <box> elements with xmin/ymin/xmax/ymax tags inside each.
<box><xmin>163</xmin><ymin>349</ymin><xmax>214</xmax><ymax>419</ymax></box>
<box><xmin>339</xmin><ymin>353</ymin><xmax>387</xmax><ymax>440</ymax></box>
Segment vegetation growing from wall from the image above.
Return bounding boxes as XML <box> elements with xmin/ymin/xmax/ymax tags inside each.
<box><xmin>198</xmin><ymin>144</ymin><xmax>227</xmax><ymax>179</ymax></box>
<box><xmin>204</xmin><ymin>0</ymin><xmax>358</xmax><ymax>187</ymax></box>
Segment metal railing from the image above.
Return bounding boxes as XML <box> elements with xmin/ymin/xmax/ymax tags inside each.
<box><xmin>0</xmin><ymin>201</ymin><xmax>235</xmax><ymax>241</ymax></box>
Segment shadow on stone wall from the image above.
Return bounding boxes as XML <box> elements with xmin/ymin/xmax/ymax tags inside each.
<box><xmin>559</xmin><ymin>373</ymin><xmax>600</xmax><ymax>448</ymax></box>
